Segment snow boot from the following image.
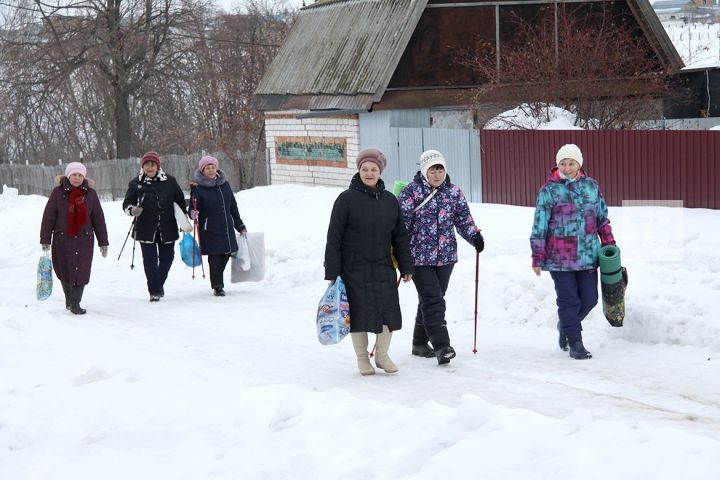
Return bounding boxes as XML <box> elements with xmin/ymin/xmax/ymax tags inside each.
<box><xmin>375</xmin><ymin>325</ymin><xmax>398</xmax><ymax>373</ymax></box>
<box><xmin>70</xmin><ymin>285</ymin><xmax>86</xmax><ymax>315</ymax></box>
<box><xmin>412</xmin><ymin>323</ymin><xmax>434</xmax><ymax>357</ymax></box>
<box><xmin>435</xmin><ymin>346</ymin><xmax>456</xmax><ymax>365</ymax></box>
<box><xmin>214</xmin><ymin>287</ymin><xmax>225</xmax><ymax>297</ymax></box>
<box><xmin>61</xmin><ymin>281</ymin><xmax>72</xmax><ymax>310</ymax></box>
<box><xmin>351</xmin><ymin>332</ymin><xmax>375</xmax><ymax>375</ymax></box>
<box><xmin>412</xmin><ymin>344</ymin><xmax>435</xmax><ymax>358</ymax></box>
<box><xmin>428</xmin><ymin>325</ymin><xmax>455</xmax><ymax>365</ymax></box>
<box><xmin>557</xmin><ymin>321</ymin><xmax>569</xmax><ymax>351</ymax></box>
<box><xmin>568</xmin><ymin>340</ymin><xmax>592</xmax><ymax>359</ymax></box>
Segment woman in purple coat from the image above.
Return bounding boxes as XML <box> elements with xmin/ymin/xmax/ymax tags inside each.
<box><xmin>40</xmin><ymin>162</ymin><xmax>109</xmax><ymax>314</ymax></box>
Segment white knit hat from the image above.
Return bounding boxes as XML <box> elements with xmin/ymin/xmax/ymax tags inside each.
<box><xmin>419</xmin><ymin>149</ymin><xmax>446</xmax><ymax>180</ymax></box>
<box><xmin>556</xmin><ymin>144</ymin><xmax>583</xmax><ymax>167</ymax></box>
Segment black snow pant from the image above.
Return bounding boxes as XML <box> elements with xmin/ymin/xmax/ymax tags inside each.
<box><xmin>412</xmin><ymin>264</ymin><xmax>454</xmax><ymax>349</ymax></box>
<box><xmin>550</xmin><ymin>269</ymin><xmax>599</xmax><ymax>343</ymax></box>
<box><xmin>208</xmin><ymin>253</ymin><xmax>232</xmax><ymax>289</ymax></box>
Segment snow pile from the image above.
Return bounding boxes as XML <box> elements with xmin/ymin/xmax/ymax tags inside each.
<box><xmin>661</xmin><ymin>22</ymin><xmax>720</xmax><ymax>69</ymax></box>
<box><xmin>1</xmin><ymin>185</ymin><xmax>719</xmax><ymax>479</ymax></box>
<box><xmin>484</xmin><ymin>105</ymin><xmax>583</xmax><ymax>130</ymax></box>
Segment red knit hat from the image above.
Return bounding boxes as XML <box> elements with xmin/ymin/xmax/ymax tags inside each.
<box><xmin>141</xmin><ymin>151</ymin><xmax>161</xmax><ymax>167</ymax></box>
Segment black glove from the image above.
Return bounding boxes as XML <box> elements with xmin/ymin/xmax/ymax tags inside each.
<box><xmin>473</xmin><ymin>232</ymin><xmax>484</xmax><ymax>253</ymax></box>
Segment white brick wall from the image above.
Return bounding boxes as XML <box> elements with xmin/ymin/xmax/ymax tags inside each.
<box><xmin>264</xmin><ymin>110</ymin><xmax>360</xmax><ymax>188</ymax></box>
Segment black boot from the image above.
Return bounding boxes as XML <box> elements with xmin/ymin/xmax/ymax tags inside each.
<box><xmin>569</xmin><ymin>340</ymin><xmax>592</xmax><ymax>359</ymax></box>
<box><xmin>213</xmin><ymin>287</ymin><xmax>225</xmax><ymax>297</ymax></box>
<box><xmin>435</xmin><ymin>346</ymin><xmax>456</xmax><ymax>365</ymax></box>
<box><xmin>61</xmin><ymin>281</ymin><xmax>72</xmax><ymax>310</ymax></box>
<box><xmin>412</xmin><ymin>344</ymin><xmax>435</xmax><ymax>358</ymax></box>
<box><xmin>70</xmin><ymin>285</ymin><xmax>86</xmax><ymax>315</ymax></box>
<box><xmin>412</xmin><ymin>323</ymin><xmax>434</xmax><ymax>357</ymax></box>
<box><xmin>428</xmin><ymin>325</ymin><xmax>455</xmax><ymax>365</ymax></box>
<box><xmin>557</xmin><ymin>321</ymin><xmax>568</xmax><ymax>351</ymax></box>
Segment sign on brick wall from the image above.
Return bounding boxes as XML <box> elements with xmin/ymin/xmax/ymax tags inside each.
<box><xmin>275</xmin><ymin>136</ymin><xmax>347</xmax><ymax>167</ymax></box>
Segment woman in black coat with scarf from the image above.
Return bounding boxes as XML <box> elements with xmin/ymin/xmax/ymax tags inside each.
<box><xmin>324</xmin><ymin>148</ymin><xmax>414</xmax><ymax>376</ymax></box>
<box><xmin>40</xmin><ymin>162</ymin><xmax>109</xmax><ymax>314</ymax></box>
<box><xmin>189</xmin><ymin>155</ymin><xmax>246</xmax><ymax>296</ymax></box>
<box><xmin>122</xmin><ymin>151</ymin><xmax>187</xmax><ymax>302</ymax></box>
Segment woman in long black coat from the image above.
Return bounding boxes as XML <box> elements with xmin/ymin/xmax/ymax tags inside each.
<box><xmin>40</xmin><ymin>162</ymin><xmax>109</xmax><ymax>314</ymax></box>
<box><xmin>324</xmin><ymin>148</ymin><xmax>414</xmax><ymax>376</ymax></box>
<box><xmin>189</xmin><ymin>155</ymin><xmax>246</xmax><ymax>296</ymax></box>
<box><xmin>122</xmin><ymin>151</ymin><xmax>186</xmax><ymax>302</ymax></box>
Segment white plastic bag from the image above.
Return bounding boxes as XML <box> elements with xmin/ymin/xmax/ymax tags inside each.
<box><xmin>234</xmin><ymin>234</ymin><xmax>252</xmax><ymax>271</ymax></box>
<box><xmin>231</xmin><ymin>231</ymin><xmax>265</xmax><ymax>282</ymax></box>
<box><xmin>174</xmin><ymin>202</ymin><xmax>192</xmax><ymax>233</ymax></box>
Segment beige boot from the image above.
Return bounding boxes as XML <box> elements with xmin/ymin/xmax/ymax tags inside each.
<box><xmin>351</xmin><ymin>332</ymin><xmax>375</xmax><ymax>375</ymax></box>
<box><xmin>374</xmin><ymin>325</ymin><xmax>399</xmax><ymax>373</ymax></box>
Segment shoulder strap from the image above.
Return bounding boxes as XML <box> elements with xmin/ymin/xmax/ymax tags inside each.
<box><xmin>413</xmin><ymin>189</ymin><xmax>438</xmax><ymax>213</ymax></box>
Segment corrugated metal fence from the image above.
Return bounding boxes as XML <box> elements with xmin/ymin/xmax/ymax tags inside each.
<box><xmin>0</xmin><ymin>151</ymin><xmax>267</xmax><ymax>200</ymax></box>
<box><xmin>480</xmin><ymin>130</ymin><xmax>720</xmax><ymax>209</ymax></box>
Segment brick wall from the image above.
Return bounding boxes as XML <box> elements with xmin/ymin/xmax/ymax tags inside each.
<box><xmin>264</xmin><ymin>110</ymin><xmax>360</xmax><ymax>188</ymax></box>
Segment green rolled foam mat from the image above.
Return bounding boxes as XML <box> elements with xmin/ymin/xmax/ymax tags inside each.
<box><xmin>599</xmin><ymin>245</ymin><xmax>622</xmax><ymax>284</ymax></box>
<box><xmin>392</xmin><ymin>180</ymin><xmax>408</xmax><ymax>197</ymax></box>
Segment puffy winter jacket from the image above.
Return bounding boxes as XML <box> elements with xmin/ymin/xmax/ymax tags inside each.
<box><xmin>530</xmin><ymin>167</ymin><xmax>615</xmax><ymax>271</ymax></box>
<box><xmin>398</xmin><ymin>172</ymin><xmax>479</xmax><ymax>266</ymax></box>
<box><xmin>190</xmin><ymin>169</ymin><xmax>245</xmax><ymax>256</ymax></box>
<box><xmin>324</xmin><ymin>174</ymin><xmax>414</xmax><ymax>333</ymax></box>
<box><xmin>122</xmin><ymin>169</ymin><xmax>186</xmax><ymax>243</ymax></box>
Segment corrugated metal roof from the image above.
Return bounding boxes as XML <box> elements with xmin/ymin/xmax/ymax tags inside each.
<box><xmin>255</xmin><ymin>0</ymin><xmax>429</xmax><ymax>110</ymax></box>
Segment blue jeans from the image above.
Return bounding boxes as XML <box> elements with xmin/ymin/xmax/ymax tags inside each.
<box><xmin>550</xmin><ymin>270</ymin><xmax>598</xmax><ymax>343</ymax></box>
<box><xmin>140</xmin><ymin>239</ymin><xmax>175</xmax><ymax>295</ymax></box>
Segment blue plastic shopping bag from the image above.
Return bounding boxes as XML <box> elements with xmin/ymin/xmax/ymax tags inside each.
<box><xmin>316</xmin><ymin>276</ymin><xmax>350</xmax><ymax>345</ymax></box>
<box><xmin>37</xmin><ymin>253</ymin><xmax>53</xmax><ymax>301</ymax></box>
<box><xmin>180</xmin><ymin>232</ymin><xmax>201</xmax><ymax>267</ymax></box>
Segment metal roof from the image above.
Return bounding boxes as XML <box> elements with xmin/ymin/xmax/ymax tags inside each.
<box><xmin>255</xmin><ymin>0</ymin><xmax>684</xmax><ymax>111</ymax></box>
<box><xmin>254</xmin><ymin>0</ymin><xmax>429</xmax><ymax>110</ymax></box>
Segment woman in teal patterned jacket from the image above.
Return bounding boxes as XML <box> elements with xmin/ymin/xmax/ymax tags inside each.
<box><xmin>530</xmin><ymin>144</ymin><xmax>615</xmax><ymax>360</ymax></box>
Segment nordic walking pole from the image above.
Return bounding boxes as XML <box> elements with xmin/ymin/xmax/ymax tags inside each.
<box><xmin>117</xmin><ymin>217</ymin><xmax>136</xmax><ymax>261</ymax></box>
<box><xmin>192</xmin><ymin>196</ymin><xmax>206</xmax><ymax>279</ymax></box>
<box><xmin>473</xmin><ymin>250</ymin><xmax>480</xmax><ymax>354</ymax></box>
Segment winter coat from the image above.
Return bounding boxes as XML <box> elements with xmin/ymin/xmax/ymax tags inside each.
<box><xmin>530</xmin><ymin>167</ymin><xmax>615</xmax><ymax>271</ymax></box>
<box><xmin>398</xmin><ymin>172</ymin><xmax>479</xmax><ymax>266</ymax></box>
<box><xmin>122</xmin><ymin>169</ymin><xmax>186</xmax><ymax>243</ymax></box>
<box><xmin>324</xmin><ymin>174</ymin><xmax>414</xmax><ymax>334</ymax></box>
<box><xmin>40</xmin><ymin>176</ymin><xmax>109</xmax><ymax>286</ymax></box>
<box><xmin>190</xmin><ymin>169</ymin><xmax>245</xmax><ymax>256</ymax></box>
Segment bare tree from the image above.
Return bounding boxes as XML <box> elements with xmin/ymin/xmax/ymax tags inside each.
<box><xmin>1</xmin><ymin>0</ymin><xmax>206</xmax><ymax>159</ymax></box>
<box><xmin>465</xmin><ymin>3</ymin><xmax>674</xmax><ymax>129</ymax></box>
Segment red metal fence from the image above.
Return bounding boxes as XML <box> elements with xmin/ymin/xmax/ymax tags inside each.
<box><xmin>480</xmin><ymin>130</ymin><xmax>720</xmax><ymax>209</ymax></box>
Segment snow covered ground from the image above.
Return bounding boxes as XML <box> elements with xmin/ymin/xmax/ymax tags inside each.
<box><xmin>662</xmin><ymin>21</ymin><xmax>720</xmax><ymax>69</ymax></box>
<box><xmin>1</xmin><ymin>183</ymin><xmax>720</xmax><ymax>479</ymax></box>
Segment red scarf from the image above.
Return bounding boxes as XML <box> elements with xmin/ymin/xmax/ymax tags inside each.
<box><xmin>67</xmin><ymin>188</ymin><xmax>88</xmax><ymax>236</ymax></box>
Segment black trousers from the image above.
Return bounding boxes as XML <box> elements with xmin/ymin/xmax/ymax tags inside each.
<box><xmin>412</xmin><ymin>264</ymin><xmax>455</xmax><ymax>346</ymax></box>
<box><xmin>208</xmin><ymin>253</ymin><xmax>231</xmax><ymax>289</ymax></box>
<box><xmin>140</xmin><ymin>239</ymin><xmax>175</xmax><ymax>295</ymax></box>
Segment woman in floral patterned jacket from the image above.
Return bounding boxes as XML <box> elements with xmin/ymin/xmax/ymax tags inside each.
<box><xmin>398</xmin><ymin>150</ymin><xmax>484</xmax><ymax>366</ymax></box>
<box><xmin>530</xmin><ymin>144</ymin><xmax>615</xmax><ymax>360</ymax></box>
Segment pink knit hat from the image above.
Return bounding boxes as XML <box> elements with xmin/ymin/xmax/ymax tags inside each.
<box><xmin>356</xmin><ymin>148</ymin><xmax>387</xmax><ymax>173</ymax></box>
<box><xmin>198</xmin><ymin>155</ymin><xmax>219</xmax><ymax>173</ymax></box>
<box><xmin>64</xmin><ymin>162</ymin><xmax>87</xmax><ymax>178</ymax></box>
